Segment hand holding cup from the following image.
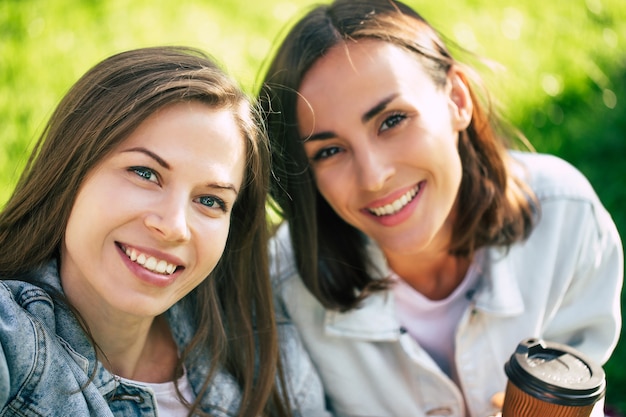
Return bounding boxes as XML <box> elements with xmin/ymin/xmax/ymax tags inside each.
<box><xmin>501</xmin><ymin>338</ymin><xmax>606</xmax><ymax>417</ymax></box>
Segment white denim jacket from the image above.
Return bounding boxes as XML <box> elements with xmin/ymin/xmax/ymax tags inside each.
<box><xmin>270</xmin><ymin>152</ymin><xmax>623</xmax><ymax>417</ymax></box>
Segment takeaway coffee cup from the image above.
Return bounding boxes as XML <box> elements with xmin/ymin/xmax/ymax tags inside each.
<box><xmin>502</xmin><ymin>338</ymin><xmax>606</xmax><ymax>417</ymax></box>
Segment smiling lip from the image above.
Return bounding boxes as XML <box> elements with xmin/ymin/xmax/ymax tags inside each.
<box><xmin>366</xmin><ymin>183</ymin><xmax>422</xmax><ymax>217</ymax></box>
<box><xmin>117</xmin><ymin>243</ymin><xmax>184</xmax><ymax>277</ymax></box>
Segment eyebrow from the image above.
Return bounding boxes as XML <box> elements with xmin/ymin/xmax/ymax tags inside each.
<box><xmin>209</xmin><ymin>182</ymin><xmax>239</xmax><ymax>196</ymax></box>
<box><xmin>123</xmin><ymin>147</ymin><xmax>170</xmax><ymax>169</ymax></box>
<box><xmin>302</xmin><ymin>93</ymin><xmax>399</xmax><ymax>142</ymax></box>
<box><xmin>362</xmin><ymin>93</ymin><xmax>398</xmax><ymax>123</ymax></box>
<box><xmin>123</xmin><ymin>146</ymin><xmax>239</xmax><ymax>195</ymax></box>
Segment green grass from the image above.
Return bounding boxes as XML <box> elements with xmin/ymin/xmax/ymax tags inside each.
<box><xmin>2</xmin><ymin>0</ymin><xmax>626</xmax><ymax>412</ymax></box>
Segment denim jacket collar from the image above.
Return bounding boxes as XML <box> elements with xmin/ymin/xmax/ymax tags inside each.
<box><xmin>167</xmin><ymin>298</ymin><xmax>241</xmax><ymax>411</ymax></box>
<box><xmin>473</xmin><ymin>247</ymin><xmax>525</xmax><ymax>316</ymax></box>
<box><xmin>31</xmin><ymin>259</ymin><xmax>241</xmax><ymax>414</ymax></box>
<box><xmin>323</xmin><ymin>243</ymin><xmax>525</xmax><ymax>341</ymax></box>
<box><xmin>26</xmin><ymin>261</ymin><xmax>120</xmax><ymax>397</ymax></box>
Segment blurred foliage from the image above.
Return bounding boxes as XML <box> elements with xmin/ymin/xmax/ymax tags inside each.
<box><xmin>1</xmin><ymin>0</ymin><xmax>625</xmax><ymax>412</ymax></box>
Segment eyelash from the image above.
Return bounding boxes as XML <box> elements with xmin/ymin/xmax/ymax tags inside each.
<box><xmin>312</xmin><ymin>146</ymin><xmax>341</xmax><ymax>161</ymax></box>
<box><xmin>310</xmin><ymin>112</ymin><xmax>408</xmax><ymax>162</ymax></box>
<box><xmin>197</xmin><ymin>195</ymin><xmax>228</xmax><ymax>212</ymax></box>
<box><xmin>130</xmin><ymin>166</ymin><xmax>228</xmax><ymax>212</ymax></box>
<box><xmin>131</xmin><ymin>166</ymin><xmax>158</xmax><ymax>183</ymax></box>
<box><xmin>380</xmin><ymin>112</ymin><xmax>407</xmax><ymax>132</ymax></box>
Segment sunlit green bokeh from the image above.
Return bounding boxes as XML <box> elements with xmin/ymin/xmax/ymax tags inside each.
<box><xmin>2</xmin><ymin>0</ymin><xmax>626</xmax><ymax>412</ymax></box>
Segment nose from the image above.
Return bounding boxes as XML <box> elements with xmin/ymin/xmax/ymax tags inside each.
<box><xmin>353</xmin><ymin>142</ymin><xmax>395</xmax><ymax>191</ymax></box>
<box><xmin>144</xmin><ymin>195</ymin><xmax>191</xmax><ymax>242</ymax></box>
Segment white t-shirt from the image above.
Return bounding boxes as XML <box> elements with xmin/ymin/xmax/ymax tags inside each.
<box><xmin>392</xmin><ymin>250</ymin><xmax>484</xmax><ymax>379</ymax></box>
<box><xmin>122</xmin><ymin>371</ymin><xmax>195</xmax><ymax>417</ymax></box>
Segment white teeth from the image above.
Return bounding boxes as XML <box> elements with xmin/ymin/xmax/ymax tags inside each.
<box><xmin>369</xmin><ymin>185</ymin><xmax>420</xmax><ymax>217</ymax></box>
<box><xmin>155</xmin><ymin>260</ymin><xmax>168</xmax><ymax>273</ymax></box>
<box><xmin>145</xmin><ymin>257</ymin><xmax>157</xmax><ymax>270</ymax></box>
<box><xmin>124</xmin><ymin>247</ymin><xmax>177</xmax><ymax>275</ymax></box>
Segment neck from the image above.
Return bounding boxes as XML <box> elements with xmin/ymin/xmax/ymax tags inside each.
<box><xmin>86</xmin><ymin>313</ymin><xmax>179</xmax><ymax>383</ymax></box>
<box><xmin>387</xmin><ymin>249</ymin><xmax>471</xmax><ymax>300</ymax></box>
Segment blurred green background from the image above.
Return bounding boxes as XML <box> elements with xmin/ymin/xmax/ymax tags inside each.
<box><xmin>2</xmin><ymin>0</ymin><xmax>625</xmax><ymax>412</ymax></box>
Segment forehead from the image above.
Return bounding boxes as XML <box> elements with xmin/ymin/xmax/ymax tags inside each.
<box><xmin>120</xmin><ymin>102</ymin><xmax>247</xmax><ymax>183</ymax></box>
<box><xmin>125</xmin><ymin>101</ymin><xmax>242</xmax><ymax>144</ymax></box>
<box><xmin>302</xmin><ymin>39</ymin><xmax>434</xmax><ymax>94</ymax></box>
<box><xmin>297</xmin><ymin>40</ymin><xmax>438</xmax><ymax>121</ymax></box>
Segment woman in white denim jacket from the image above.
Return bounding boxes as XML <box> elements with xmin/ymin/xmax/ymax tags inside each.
<box><xmin>259</xmin><ymin>0</ymin><xmax>624</xmax><ymax>416</ymax></box>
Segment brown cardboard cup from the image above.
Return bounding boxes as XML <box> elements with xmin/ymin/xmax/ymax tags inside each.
<box><xmin>502</xmin><ymin>338</ymin><xmax>605</xmax><ymax>417</ymax></box>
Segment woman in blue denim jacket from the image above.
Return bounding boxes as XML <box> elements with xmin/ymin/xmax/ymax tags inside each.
<box><xmin>0</xmin><ymin>47</ymin><xmax>326</xmax><ymax>416</ymax></box>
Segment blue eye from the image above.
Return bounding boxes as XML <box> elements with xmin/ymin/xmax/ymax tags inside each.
<box><xmin>130</xmin><ymin>166</ymin><xmax>158</xmax><ymax>183</ymax></box>
<box><xmin>380</xmin><ymin>113</ymin><xmax>406</xmax><ymax>132</ymax></box>
<box><xmin>313</xmin><ymin>146</ymin><xmax>342</xmax><ymax>161</ymax></box>
<box><xmin>198</xmin><ymin>195</ymin><xmax>227</xmax><ymax>212</ymax></box>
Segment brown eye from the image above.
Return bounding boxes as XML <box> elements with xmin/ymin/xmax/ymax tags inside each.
<box><xmin>313</xmin><ymin>146</ymin><xmax>342</xmax><ymax>161</ymax></box>
<box><xmin>380</xmin><ymin>113</ymin><xmax>406</xmax><ymax>132</ymax></box>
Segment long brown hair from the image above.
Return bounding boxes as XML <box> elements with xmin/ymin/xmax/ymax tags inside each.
<box><xmin>0</xmin><ymin>46</ymin><xmax>289</xmax><ymax>417</ymax></box>
<box><xmin>258</xmin><ymin>0</ymin><xmax>537</xmax><ymax>311</ymax></box>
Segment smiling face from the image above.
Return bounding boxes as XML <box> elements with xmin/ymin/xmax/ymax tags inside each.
<box><xmin>298</xmin><ymin>39</ymin><xmax>472</xmax><ymax>257</ymax></box>
<box><xmin>61</xmin><ymin>101</ymin><xmax>246</xmax><ymax>319</ymax></box>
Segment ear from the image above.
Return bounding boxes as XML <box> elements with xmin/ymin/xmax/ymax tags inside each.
<box><xmin>447</xmin><ymin>67</ymin><xmax>473</xmax><ymax>131</ymax></box>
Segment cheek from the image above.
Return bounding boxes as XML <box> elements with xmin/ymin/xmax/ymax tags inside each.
<box><xmin>65</xmin><ymin>185</ymin><xmax>107</xmax><ymax>242</ymax></box>
<box><xmin>62</xmin><ymin>195</ymin><xmax>111</xmax><ymax>275</ymax></box>
<box><xmin>451</xmin><ymin>153</ymin><xmax>463</xmax><ymax>190</ymax></box>
<box><xmin>312</xmin><ymin>172</ymin><xmax>351</xmax><ymax>218</ymax></box>
<box><xmin>440</xmin><ymin>142</ymin><xmax>463</xmax><ymax>205</ymax></box>
<box><xmin>194</xmin><ymin>219</ymin><xmax>232</xmax><ymax>269</ymax></box>
<box><xmin>311</xmin><ymin>168</ymin><xmax>332</xmax><ymax>199</ymax></box>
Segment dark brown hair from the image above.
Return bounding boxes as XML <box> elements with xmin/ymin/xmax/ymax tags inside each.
<box><xmin>258</xmin><ymin>0</ymin><xmax>537</xmax><ymax>311</ymax></box>
<box><xmin>0</xmin><ymin>46</ymin><xmax>289</xmax><ymax>417</ymax></box>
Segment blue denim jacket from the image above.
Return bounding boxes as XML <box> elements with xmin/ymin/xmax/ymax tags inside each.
<box><xmin>0</xmin><ymin>261</ymin><xmax>328</xmax><ymax>416</ymax></box>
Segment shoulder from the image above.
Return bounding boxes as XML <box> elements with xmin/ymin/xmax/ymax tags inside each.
<box><xmin>0</xmin><ymin>279</ymin><xmax>99</xmax><ymax>415</ymax></box>
<box><xmin>268</xmin><ymin>221</ymin><xmax>299</xmax><ymax>288</ymax></box>
<box><xmin>510</xmin><ymin>151</ymin><xmax>619</xmax><ymax>235</ymax></box>
<box><xmin>0</xmin><ymin>279</ymin><xmax>55</xmax><ymax>341</ymax></box>
<box><xmin>510</xmin><ymin>151</ymin><xmax>616</xmax><ymax>235</ymax></box>
<box><xmin>0</xmin><ymin>279</ymin><xmax>54</xmax><ymax>314</ymax></box>
<box><xmin>0</xmin><ymin>280</ymin><xmax>54</xmax><ymax>400</ymax></box>
<box><xmin>508</xmin><ymin>151</ymin><xmax>622</xmax><ymax>267</ymax></box>
<box><xmin>0</xmin><ymin>262</ymin><xmax>60</xmax><ymax>327</ymax></box>
<box><xmin>509</xmin><ymin>151</ymin><xmax>598</xmax><ymax>203</ymax></box>
<box><xmin>0</xmin><ymin>264</ymin><xmax>61</xmax><ymax>356</ymax></box>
